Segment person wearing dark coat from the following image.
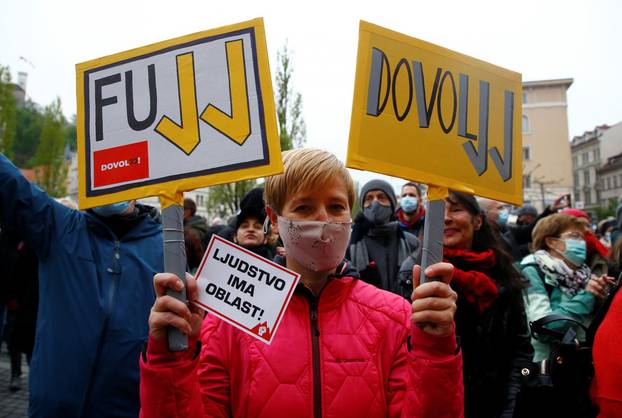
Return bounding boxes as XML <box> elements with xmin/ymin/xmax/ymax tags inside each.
<box><xmin>0</xmin><ymin>153</ymin><xmax>163</xmax><ymax>418</ymax></box>
<box><xmin>405</xmin><ymin>191</ymin><xmax>532</xmax><ymax>418</ymax></box>
<box><xmin>6</xmin><ymin>240</ymin><xmax>38</xmax><ymax>391</ymax></box>
<box><xmin>347</xmin><ymin>179</ymin><xmax>420</xmax><ymax>298</ymax></box>
<box><xmin>396</xmin><ymin>182</ymin><xmax>426</xmax><ymax>238</ymax></box>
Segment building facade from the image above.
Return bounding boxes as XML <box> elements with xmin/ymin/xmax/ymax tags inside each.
<box><xmin>570</xmin><ymin>121</ymin><xmax>622</xmax><ymax>211</ymax></box>
<box><xmin>522</xmin><ymin>79</ymin><xmax>574</xmax><ymax>211</ymax></box>
<box><xmin>570</xmin><ymin>126</ymin><xmax>607</xmax><ymax>211</ymax></box>
<box><xmin>598</xmin><ymin>153</ymin><xmax>622</xmax><ymax>206</ymax></box>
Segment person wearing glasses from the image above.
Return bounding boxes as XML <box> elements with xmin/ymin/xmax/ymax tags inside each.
<box><xmin>520</xmin><ymin>214</ymin><xmax>614</xmax><ymax>361</ymax></box>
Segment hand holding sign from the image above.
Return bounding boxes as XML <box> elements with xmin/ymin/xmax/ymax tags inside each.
<box><xmin>193</xmin><ymin>235</ymin><xmax>300</xmax><ymax>344</ymax></box>
<box><xmin>410</xmin><ymin>262</ymin><xmax>457</xmax><ymax>336</ymax></box>
<box><xmin>150</xmin><ymin>273</ymin><xmax>204</xmax><ymax>341</ymax></box>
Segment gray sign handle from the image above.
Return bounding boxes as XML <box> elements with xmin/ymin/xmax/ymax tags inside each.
<box><xmin>161</xmin><ymin>202</ymin><xmax>188</xmax><ymax>352</ymax></box>
<box><xmin>419</xmin><ymin>198</ymin><xmax>446</xmax><ymax>284</ymax></box>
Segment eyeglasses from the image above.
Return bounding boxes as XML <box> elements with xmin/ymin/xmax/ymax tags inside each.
<box><xmin>558</xmin><ymin>232</ymin><xmax>584</xmax><ymax>240</ymax></box>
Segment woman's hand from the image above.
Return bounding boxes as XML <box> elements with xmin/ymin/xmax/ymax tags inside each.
<box><xmin>149</xmin><ymin>273</ymin><xmax>205</xmax><ymax>341</ymax></box>
<box><xmin>411</xmin><ymin>263</ymin><xmax>458</xmax><ymax>336</ymax></box>
<box><xmin>586</xmin><ymin>274</ymin><xmax>616</xmax><ymax>300</ymax></box>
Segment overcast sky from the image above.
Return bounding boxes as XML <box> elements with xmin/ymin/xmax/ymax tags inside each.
<box><xmin>2</xmin><ymin>0</ymin><xmax>620</xmax><ymax>190</ymax></box>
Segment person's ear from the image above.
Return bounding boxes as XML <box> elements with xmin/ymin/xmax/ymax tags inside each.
<box><xmin>266</xmin><ymin>206</ymin><xmax>279</xmax><ymax>235</ymax></box>
<box><xmin>473</xmin><ymin>214</ymin><xmax>483</xmax><ymax>231</ymax></box>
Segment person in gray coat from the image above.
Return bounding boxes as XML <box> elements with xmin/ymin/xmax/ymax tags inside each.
<box><xmin>347</xmin><ymin>179</ymin><xmax>420</xmax><ymax>299</ymax></box>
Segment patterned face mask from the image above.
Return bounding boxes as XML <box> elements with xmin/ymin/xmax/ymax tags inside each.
<box><xmin>277</xmin><ymin>216</ymin><xmax>352</xmax><ymax>272</ymax></box>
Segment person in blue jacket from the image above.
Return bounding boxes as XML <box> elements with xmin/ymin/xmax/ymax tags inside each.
<box><xmin>0</xmin><ymin>153</ymin><xmax>163</xmax><ymax>418</ymax></box>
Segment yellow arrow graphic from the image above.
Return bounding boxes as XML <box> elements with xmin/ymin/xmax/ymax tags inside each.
<box><xmin>155</xmin><ymin>52</ymin><xmax>200</xmax><ymax>155</ymax></box>
<box><xmin>201</xmin><ymin>39</ymin><xmax>251</xmax><ymax>145</ymax></box>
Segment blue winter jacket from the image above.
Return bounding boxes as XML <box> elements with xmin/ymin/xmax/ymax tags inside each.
<box><xmin>0</xmin><ymin>154</ymin><xmax>163</xmax><ymax>417</ymax></box>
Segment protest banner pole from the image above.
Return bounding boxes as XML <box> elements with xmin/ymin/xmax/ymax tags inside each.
<box><xmin>419</xmin><ymin>186</ymin><xmax>448</xmax><ymax>284</ymax></box>
<box><xmin>160</xmin><ymin>192</ymin><xmax>188</xmax><ymax>351</ymax></box>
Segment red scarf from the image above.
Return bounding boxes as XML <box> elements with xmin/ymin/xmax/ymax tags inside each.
<box><xmin>585</xmin><ymin>231</ymin><xmax>609</xmax><ymax>260</ymax></box>
<box><xmin>396</xmin><ymin>205</ymin><xmax>425</xmax><ymax>228</ymax></box>
<box><xmin>443</xmin><ymin>247</ymin><xmax>499</xmax><ymax>313</ymax></box>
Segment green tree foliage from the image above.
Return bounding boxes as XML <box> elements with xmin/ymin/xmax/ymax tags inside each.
<box><xmin>14</xmin><ymin>99</ymin><xmax>44</xmax><ymax>167</ymax></box>
<box><xmin>275</xmin><ymin>42</ymin><xmax>306</xmax><ymax>151</ymax></box>
<box><xmin>65</xmin><ymin>114</ymin><xmax>77</xmax><ymax>152</ymax></box>
<box><xmin>0</xmin><ymin>65</ymin><xmax>17</xmax><ymax>159</ymax></box>
<box><xmin>33</xmin><ymin>98</ymin><xmax>68</xmax><ymax>197</ymax></box>
<box><xmin>594</xmin><ymin>198</ymin><xmax>618</xmax><ymax>221</ymax></box>
<box><xmin>206</xmin><ymin>179</ymin><xmax>257</xmax><ymax>219</ymax></box>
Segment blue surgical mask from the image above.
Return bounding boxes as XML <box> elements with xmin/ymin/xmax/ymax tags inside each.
<box><xmin>92</xmin><ymin>201</ymin><xmax>131</xmax><ymax>217</ymax></box>
<box><xmin>400</xmin><ymin>196</ymin><xmax>418</xmax><ymax>214</ymax></box>
<box><xmin>561</xmin><ymin>238</ymin><xmax>587</xmax><ymax>266</ymax></box>
<box><xmin>498</xmin><ymin>209</ymin><xmax>509</xmax><ymax>225</ymax></box>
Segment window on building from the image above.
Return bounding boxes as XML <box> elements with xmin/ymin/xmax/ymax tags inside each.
<box><xmin>573</xmin><ymin>172</ymin><xmax>580</xmax><ymax>187</ymax></box>
<box><xmin>573</xmin><ymin>155</ymin><xmax>578</xmax><ymax>167</ymax></box>
<box><xmin>614</xmin><ymin>176</ymin><xmax>618</xmax><ymax>189</ymax></box>
<box><xmin>582</xmin><ymin>153</ymin><xmax>589</xmax><ymax>164</ymax></box>
<box><xmin>586</xmin><ymin>191</ymin><xmax>592</xmax><ymax>205</ymax></box>
<box><xmin>523</xmin><ymin>174</ymin><xmax>531</xmax><ymax>188</ymax></box>
<box><xmin>607</xmin><ymin>177</ymin><xmax>612</xmax><ymax>190</ymax></box>
<box><xmin>594</xmin><ymin>148</ymin><xmax>600</xmax><ymax>161</ymax></box>
<box><xmin>522</xmin><ymin>91</ymin><xmax>528</xmax><ymax>104</ymax></box>
<box><xmin>523</xmin><ymin>146</ymin><xmax>530</xmax><ymax>160</ymax></box>
<box><xmin>584</xmin><ymin>170</ymin><xmax>590</xmax><ymax>185</ymax></box>
<box><xmin>619</xmin><ymin>174</ymin><xmax>622</xmax><ymax>187</ymax></box>
<box><xmin>522</xmin><ymin>115</ymin><xmax>529</xmax><ymax>133</ymax></box>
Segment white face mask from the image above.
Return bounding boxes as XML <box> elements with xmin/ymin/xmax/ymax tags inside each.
<box><xmin>277</xmin><ymin>216</ymin><xmax>352</xmax><ymax>272</ymax></box>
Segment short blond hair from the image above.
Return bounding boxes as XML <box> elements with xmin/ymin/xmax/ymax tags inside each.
<box><xmin>531</xmin><ymin>214</ymin><xmax>586</xmax><ymax>251</ymax></box>
<box><xmin>264</xmin><ymin>148</ymin><xmax>355</xmax><ymax>214</ymax></box>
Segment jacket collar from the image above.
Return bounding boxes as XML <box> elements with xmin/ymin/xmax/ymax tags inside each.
<box><xmin>85</xmin><ymin>204</ymin><xmax>161</xmax><ymax>242</ymax></box>
<box><xmin>273</xmin><ymin>256</ymin><xmax>359</xmax><ymax>310</ymax></box>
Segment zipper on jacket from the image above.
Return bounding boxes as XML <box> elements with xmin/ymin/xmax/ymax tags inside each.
<box><xmin>107</xmin><ymin>240</ymin><xmax>121</xmax><ymax>314</ymax></box>
<box><xmin>309</xmin><ymin>297</ymin><xmax>322</xmax><ymax>418</ymax></box>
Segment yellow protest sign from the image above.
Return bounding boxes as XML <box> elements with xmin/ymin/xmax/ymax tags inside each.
<box><xmin>76</xmin><ymin>18</ymin><xmax>281</xmax><ymax>209</ymax></box>
<box><xmin>347</xmin><ymin>21</ymin><xmax>523</xmax><ymax>205</ymax></box>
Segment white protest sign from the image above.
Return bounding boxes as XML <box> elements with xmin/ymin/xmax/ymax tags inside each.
<box><xmin>76</xmin><ymin>18</ymin><xmax>282</xmax><ymax>209</ymax></box>
<box><xmin>194</xmin><ymin>235</ymin><xmax>300</xmax><ymax>344</ymax></box>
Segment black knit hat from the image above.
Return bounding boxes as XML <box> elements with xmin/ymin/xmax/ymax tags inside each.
<box><xmin>235</xmin><ymin>187</ymin><xmax>266</xmax><ymax>231</ymax></box>
<box><xmin>359</xmin><ymin>179</ymin><xmax>397</xmax><ymax>211</ymax></box>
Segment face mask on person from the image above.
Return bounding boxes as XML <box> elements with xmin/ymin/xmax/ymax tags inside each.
<box><xmin>363</xmin><ymin>201</ymin><xmax>393</xmax><ymax>225</ymax></box>
<box><xmin>400</xmin><ymin>196</ymin><xmax>418</xmax><ymax>214</ymax></box>
<box><xmin>92</xmin><ymin>201</ymin><xmax>131</xmax><ymax>217</ymax></box>
<box><xmin>498</xmin><ymin>208</ymin><xmax>509</xmax><ymax>226</ymax></box>
<box><xmin>277</xmin><ymin>216</ymin><xmax>352</xmax><ymax>272</ymax></box>
<box><xmin>559</xmin><ymin>238</ymin><xmax>587</xmax><ymax>266</ymax></box>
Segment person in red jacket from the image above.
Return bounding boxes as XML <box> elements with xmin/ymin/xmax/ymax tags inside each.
<box><xmin>139</xmin><ymin>148</ymin><xmax>464</xmax><ymax>418</ymax></box>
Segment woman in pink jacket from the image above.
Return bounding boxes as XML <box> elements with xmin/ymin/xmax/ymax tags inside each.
<box><xmin>140</xmin><ymin>149</ymin><xmax>464</xmax><ymax>418</ymax></box>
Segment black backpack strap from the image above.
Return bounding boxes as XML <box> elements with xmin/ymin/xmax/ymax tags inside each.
<box><xmin>530</xmin><ymin>314</ymin><xmax>588</xmax><ymax>342</ymax></box>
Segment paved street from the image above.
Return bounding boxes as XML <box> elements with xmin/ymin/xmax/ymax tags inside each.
<box><xmin>0</xmin><ymin>349</ymin><xmax>29</xmax><ymax>418</ymax></box>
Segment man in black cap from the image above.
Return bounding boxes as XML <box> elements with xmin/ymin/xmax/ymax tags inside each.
<box><xmin>348</xmin><ymin>179</ymin><xmax>419</xmax><ymax>298</ymax></box>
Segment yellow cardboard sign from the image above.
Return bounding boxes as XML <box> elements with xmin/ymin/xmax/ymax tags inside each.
<box><xmin>76</xmin><ymin>18</ymin><xmax>282</xmax><ymax>209</ymax></box>
<box><xmin>347</xmin><ymin>21</ymin><xmax>523</xmax><ymax>205</ymax></box>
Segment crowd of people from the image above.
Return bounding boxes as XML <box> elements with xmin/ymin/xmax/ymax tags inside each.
<box><xmin>1</xmin><ymin>148</ymin><xmax>622</xmax><ymax>417</ymax></box>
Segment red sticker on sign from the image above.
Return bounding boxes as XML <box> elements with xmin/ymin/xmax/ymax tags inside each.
<box><xmin>93</xmin><ymin>141</ymin><xmax>149</xmax><ymax>187</ymax></box>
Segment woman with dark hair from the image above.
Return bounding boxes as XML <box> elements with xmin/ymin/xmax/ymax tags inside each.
<box><xmin>402</xmin><ymin>191</ymin><xmax>532</xmax><ymax>418</ymax></box>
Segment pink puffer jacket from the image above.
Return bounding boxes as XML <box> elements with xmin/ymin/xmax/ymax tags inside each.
<box><xmin>140</xmin><ymin>275</ymin><xmax>464</xmax><ymax>418</ymax></box>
